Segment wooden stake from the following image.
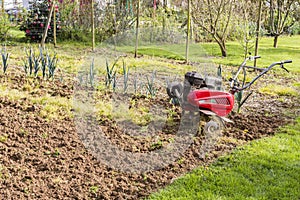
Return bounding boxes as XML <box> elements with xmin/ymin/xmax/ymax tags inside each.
<box><xmin>41</xmin><ymin>2</ymin><xmax>55</xmax><ymax>49</ymax></box>
<box><xmin>254</xmin><ymin>0</ymin><xmax>262</xmax><ymax>67</ymax></box>
<box><xmin>134</xmin><ymin>0</ymin><xmax>140</xmax><ymax>58</ymax></box>
<box><xmin>185</xmin><ymin>0</ymin><xmax>191</xmax><ymax>64</ymax></box>
<box><xmin>53</xmin><ymin>0</ymin><xmax>57</xmax><ymax>47</ymax></box>
<box><xmin>91</xmin><ymin>0</ymin><xmax>95</xmax><ymax>51</ymax></box>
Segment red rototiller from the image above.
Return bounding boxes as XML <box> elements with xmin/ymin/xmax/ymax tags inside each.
<box><xmin>167</xmin><ymin>56</ymin><xmax>292</xmax><ymax>134</ymax></box>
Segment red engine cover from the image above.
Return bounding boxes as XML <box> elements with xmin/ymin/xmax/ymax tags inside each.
<box><xmin>187</xmin><ymin>90</ymin><xmax>234</xmax><ymax>116</ymax></box>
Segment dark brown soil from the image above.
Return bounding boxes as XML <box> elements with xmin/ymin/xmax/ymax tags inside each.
<box><xmin>0</xmin><ymin>66</ymin><xmax>299</xmax><ymax>199</ymax></box>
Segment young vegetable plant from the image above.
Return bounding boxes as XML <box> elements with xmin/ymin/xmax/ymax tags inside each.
<box><xmin>24</xmin><ymin>47</ymin><xmax>34</xmax><ymax>75</ymax></box>
<box><xmin>122</xmin><ymin>60</ymin><xmax>130</xmax><ymax>93</ymax></box>
<box><xmin>33</xmin><ymin>53</ymin><xmax>40</xmax><ymax>77</ymax></box>
<box><xmin>145</xmin><ymin>70</ymin><xmax>157</xmax><ymax>98</ymax></box>
<box><xmin>133</xmin><ymin>74</ymin><xmax>139</xmax><ymax>94</ymax></box>
<box><xmin>105</xmin><ymin>58</ymin><xmax>118</xmax><ymax>89</ymax></box>
<box><xmin>89</xmin><ymin>58</ymin><xmax>95</xmax><ymax>87</ymax></box>
<box><xmin>235</xmin><ymin>90</ymin><xmax>253</xmax><ymax>113</ymax></box>
<box><xmin>39</xmin><ymin>46</ymin><xmax>47</xmax><ymax>79</ymax></box>
<box><xmin>1</xmin><ymin>47</ymin><xmax>9</xmax><ymax>74</ymax></box>
<box><xmin>217</xmin><ymin>64</ymin><xmax>222</xmax><ymax>77</ymax></box>
<box><xmin>47</xmin><ymin>52</ymin><xmax>58</xmax><ymax>80</ymax></box>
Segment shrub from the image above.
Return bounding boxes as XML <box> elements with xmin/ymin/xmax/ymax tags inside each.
<box><xmin>19</xmin><ymin>0</ymin><xmax>61</xmax><ymax>42</ymax></box>
<box><xmin>0</xmin><ymin>14</ymin><xmax>13</xmax><ymax>42</ymax></box>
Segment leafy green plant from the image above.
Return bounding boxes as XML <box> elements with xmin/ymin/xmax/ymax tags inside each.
<box><xmin>150</xmin><ymin>139</ymin><xmax>163</xmax><ymax>150</ymax></box>
<box><xmin>0</xmin><ymin>14</ymin><xmax>12</xmax><ymax>42</ymax></box>
<box><xmin>1</xmin><ymin>47</ymin><xmax>9</xmax><ymax>73</ymax></box>
<box><xmin>145</xmin><ymin>70</ymin><xmax>157</xmax><ymax>97</ymax></box>
<box><xmin>53</xmin><ymin>148</ymin><xmax>61</xmax><ymax>157</ymax></box>
<box><xmin>0</xmin><ymin>134</ymin><xmax>8</xmax><ymax>143</ymax></box>
<box><xmin>90</xmin><ymin>186</ymin><xmax>99</xmax><ymax>194</ymax></box>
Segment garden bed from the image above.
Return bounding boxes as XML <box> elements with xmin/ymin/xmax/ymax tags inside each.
<box><xmin>0</xmin><ymin>54</ymin><xmax>299</xmax><ymax>199</ymax></box>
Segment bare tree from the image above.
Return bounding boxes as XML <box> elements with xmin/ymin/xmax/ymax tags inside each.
<box><xmin>192</xmin><ymin>0</ymin><xmax>236</xmax><ymax>57</ymax></box>
<box><xmin>268</xmin><ymin>0</ymin><xmax>296</xmax><ymax>48</ymax></box>
<box><xmin>234</xmin><ymin>0</ymin><xmax>258</xmax><ymax>58</ymax></box>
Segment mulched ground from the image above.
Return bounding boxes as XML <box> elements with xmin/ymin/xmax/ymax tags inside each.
<box><xmin>0</xmin><ymin>67</ymin><xmax>299</xmax><ymax>199</ymax></box>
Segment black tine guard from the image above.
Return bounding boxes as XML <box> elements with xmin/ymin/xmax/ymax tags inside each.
<box><xmin>167</xmin><ymin>82</ymin><xmax>183</xmax><ymax>99</ymax></box>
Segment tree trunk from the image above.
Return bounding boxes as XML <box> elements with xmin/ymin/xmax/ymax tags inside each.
<box><xmin>215</xmin><ymin>39</ymin><xmax>227</xmax><ymax>57</ymax></box>
<box><xmin>153</xmin><ymin>0</ymin><xmax>156</xmax><ymax>18</ymax></box>
<box><xmin>220</xmin><ymin>45</ymin><xmax>227</xmax><ymax>57</ymax></box>
<box><xmin>273</xmin><ymin>35</ymin><xmax>278</xmax><ymax>48</ymax></box>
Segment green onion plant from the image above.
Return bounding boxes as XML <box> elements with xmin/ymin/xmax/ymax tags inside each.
<box><xmin>47</xmin><ymin>52</ymin><xmax>58</xmax><ymax>80</ymax></box>
<box><xmin>89</xmin><ymin>58</ymin><xmax>95</xmax><ymax>87</ymax></box>
<box><xmin>24</xmin><ymin>47</ymin><xmax>34</xmax><ymax>75</ymax></box>
<box><xmin>1</xmin><ymin>47</ymin><xmax>9</xmax><ymax>74</ymax></box>
<box><xmin>105</xmin><ymin>58</ymin><xmax>118</xmax><ymax>89</ymax></box>
<box><xmin>122</xmin><ymin>60</ymin><xmax>130</xmax><ymax>93</ymax></box>
<box><xmin>145</xmin><ymin>70</ymin><xmax>157</xmax><ymax>97</ymax></box>
<box><xmin>39</xmin><ymin>46</ymin><xmax>47</xmax><ymax>79</ymax></box>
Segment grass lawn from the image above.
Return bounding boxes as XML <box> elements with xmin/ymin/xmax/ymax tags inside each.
<box><xmin>148</xmin><ymin>117</ymin><xmax>300</xmax><ymax>200</ymax></box>
<box><xmin>116</xmin><ymin>35</ymin><xmax>300</xmax><ymax>73</ymax></box>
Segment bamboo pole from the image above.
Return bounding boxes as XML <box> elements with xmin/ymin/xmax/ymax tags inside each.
<box><xmin>185</xmin><ymin>0</ymin><xmax>191</xmax><ymax>64</ymax></box>
<box><xmin>134</xmin><ymin>0</ymin><xmax>140</xmax><ymax>58</ymax></box>
<box><xmin>53</xmin><ymin>0</ymin><xmax>57</xmax><ymax>47</ymax></box>
<box><xmin>91</xmin><ymin>0</ymin><xmax>95</xmax><ymax>51</ymax></box>
<box><xmin>41</xmin><ymin>2</ymin><xmax>55</xmax><ymax>49</ymax></box>
<box><xmin>1</xmin><ymin>0</ymin><xmax>4</xmax><ymax>14</ymax></box>
<box><xmin>254</xmin><ymin>0</ymin><xmax>262</xmax><ymax>67</ymax></box>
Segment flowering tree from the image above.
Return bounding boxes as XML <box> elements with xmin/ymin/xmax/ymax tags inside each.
<box><xmin>20</xmin><ymin>0</ymin><xmax>61</xmax><ymax>42</ymax></box>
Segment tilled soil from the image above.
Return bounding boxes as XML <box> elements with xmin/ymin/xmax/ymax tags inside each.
<box><xmin>0</xmin><ymin>68</ymin><xmax>299</xmax><ymax>199</ymax></box>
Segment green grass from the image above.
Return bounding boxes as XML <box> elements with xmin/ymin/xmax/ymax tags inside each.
<box><xmin>116</xmin><ymin>35</ymin><xmax>300</xmax><ymax>73</ymax></box>
<box><xmin>259</xmin><ymin>84</ymin><xmax>299</xmax><ymax>96</ymax></box>
<box><xmin>132</xmin><ymin>47</ymin><xmax>185</xmax><ymax>60</ymax></box>
<box><xmin>148</xmin><ymin>117</ymin><xmax>300</xmax><ymax>200</ymax></box>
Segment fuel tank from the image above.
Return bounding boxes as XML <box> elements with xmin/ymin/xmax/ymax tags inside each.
<box><xmin>187</xmin><ymin>90</ymin><xmax>234</xmax><ymax>116</ymax></box>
